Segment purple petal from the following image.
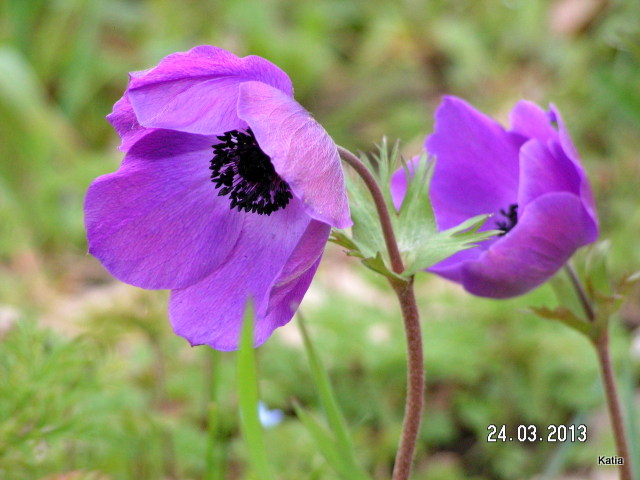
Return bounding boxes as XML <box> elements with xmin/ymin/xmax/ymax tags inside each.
<box><xmin>265</xmin><ymin>256</ymin><xmax>322</xmax><ymax>331</ymax></box>
<box><xmin>427</xmin><ymin>96</ymin><xmax>524</xmax><ymax>229</ymax></box>
<box><xmin>517</xmin><ymin>139</ymin><xmax>581</xmax><ymax>209</ymax></box>
<box><xmin>265</xmin><ymin>220</ymin><xmax>329</xmax><ymax>321</ymax></box>
<box><xmin>85</xmin><ymin>130</ymin><xmax>244</xmax><ymax>290</ymax></box>
<box><xmin>127</xmin><ymin>46</ymin><xmax>293</xmax><ymax>135</ymax></box>
<box><xmin>106</xmin><ymin>94</ymin><xmax>151</xmax><ymax>152</ymax></box>
<box><xmin>237</xmin><ymin>81</ymin><xmax>351</xmax><ymax>229</ymax></box>
<box><xmin>169</xmin><ymin>199</ymin><xmax>328</xmax><ymax>351</ymax></box>
<box><xmin>508</xmin><ymin>100</ymin><xmax>558</xmax><ymax>144</ymax></box>
<box><xmin>428</xmin><ymin>247</ymin><xmax>484</xmax><ymax>284</ymax></box>
<box><xmin>461</xmin><ymin>192</ymin><xmax>595</xmax><ymax>298</ymax></box>
<box><xmin>549</xmin><ymin>104</ymin><xmax>599</xmax><ymax>232</ymax></box>
<box><xmin>549</xmin><ymin>104</ymin><xmax>580</xmax><ymax>165</ymax></box>
<box><xmin>390</xmin><ymin>156</ymin><xmax>420</xmax><ymax>211</ymax></box>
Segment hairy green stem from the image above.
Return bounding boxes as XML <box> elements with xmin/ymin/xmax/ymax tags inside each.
<box><xmin>565</xmin><ymin>265</ymin><xmax>632</xmax><ymax>479</ymax></box>
<box><xmin>338</xmin><ymin>146</ymin><xmax>424</xmax><ymax>480</ymax></box>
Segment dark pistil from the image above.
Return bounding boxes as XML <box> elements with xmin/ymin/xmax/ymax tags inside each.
<box><xmin>496</xmin><ymin>203</ymin><xmax>518</xmax><ymax>236</ymax></box>
<box><xmin>210</xmin><ymin>128</ymin><xmax>293</xmax><ymax>215</ymax></box>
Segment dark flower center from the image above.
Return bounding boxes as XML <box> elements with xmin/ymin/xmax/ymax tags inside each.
<box><xmin>210</xmin><ymin>128</ymin><xmax>293</xmax><ymax>215</ymax></box>
<box><xmin>495</xmin><ymin>203</ymin><xmax>518</xmax><ymax>236</ymax></box>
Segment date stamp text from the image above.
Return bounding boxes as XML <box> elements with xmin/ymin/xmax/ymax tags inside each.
<box><xmin>486</xmin><ymin>424</ymin><xmax>587</xmax><ymax>443</ymax></box>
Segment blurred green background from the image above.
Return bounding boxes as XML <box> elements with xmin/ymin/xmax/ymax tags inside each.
<box><xmin>1</xmin><ymin>0</ymin><xmax>639</xmax><ymax>479</ymax></box>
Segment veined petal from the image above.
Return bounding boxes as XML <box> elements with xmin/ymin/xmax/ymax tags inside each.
<box><xmin>169</xmin><ymin>198</ymin><xmax>328</xmax><ymax>351</ymax></box>
<box><xmin>427</xmin><ymin>96</ymin><xmax>523</xmax><ymax>229</ymax></box>
<box><xmin>461</xmin><ymin>192</ymin><xmax>594</xmax><ymax>298</ymax></box>
<box><xmin>237</xmin><ymin>81</ymin><xmax>351</xmax><ymax>229</ymax></box>
<box><xmin>85</xmin><ymin>130</ymin><xmax>244</xmax><ymax>290</ymax></box>
<box><xmin>127</xmin><ymin>46</ymin><xmax>293</xmax><ymax>135</ymax></box>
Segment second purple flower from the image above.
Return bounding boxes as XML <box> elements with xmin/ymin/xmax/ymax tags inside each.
<box><xmin>392</xmin><ymin>96</ymin><xmax>598</xmax><ymax>298</ymax></box>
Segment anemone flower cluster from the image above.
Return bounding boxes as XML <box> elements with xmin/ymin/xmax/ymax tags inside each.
<box><xmin>393</xmin><ymin>96</ymin><xmax>598</xmax><ymax>298</ymax></box>
<box><xmin>85</xmin><ymin>46</ymin><xmax>351</xmax><ymax>351</ymax></box>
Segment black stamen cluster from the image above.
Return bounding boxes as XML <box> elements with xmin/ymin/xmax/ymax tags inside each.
<box><xmin>496</xmin><ymin>203</ymin><xmax>518</xmax><ymax>236</ymax></box>
<box><xmin>210</xmin><ymin>129</ymin><xmax>293</xmax><ymax>215</ymax></box>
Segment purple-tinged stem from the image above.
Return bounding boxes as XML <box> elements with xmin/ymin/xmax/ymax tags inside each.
<box><xmin>389</xmin><ymin>278</ymin><xmax>424</xmax><ymax>480</ymax></box>
<box><xmin>338</xmin><ymin>146</ymin><xmax>424</xmax><ymax>480</ymax></box>
<box><xmin>564</xmin><ymin>264</ymin><xmax>596</xmax><ymax>322</ymax></box>
<box><xmin>565</xmin><ymin>264</ymin><xmax>632</xmax><ymax>480</ymax></box>
<box><xmin>337</xmin><ymin>147</ymin><xmax>404</xmax><ymax>275</ymax></box>
<box><xmin>593</xmin><ymin>331</ymin><xmax>632</xmax><ymax>480</ymax></box>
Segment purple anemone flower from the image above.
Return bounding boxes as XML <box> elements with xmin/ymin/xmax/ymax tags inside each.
<box><xmin>85</xmin><ymin>46</ymin><xmax>351</xmax><ymax>350</ymax></box>
<box><xmin>392</xmin><ymin>96</ymin><xmax>598</xmax><ymax>298</ymax></box>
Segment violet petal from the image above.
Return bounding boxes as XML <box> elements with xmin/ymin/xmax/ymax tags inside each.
<box><xmin>389</xmin><ymin>156</ymin><xmax>419</xmax><ymax>211</ymax></box>
<box><xmin>508</xmin><ymin>100</ymin><xmax>558</xmax><ymax>144</ymax></box>
<box><xmin>85</xmin><ymin>130</ymin><xmax>244</xmax><ymax>290</ymax></box>
<box><xmin>426</xmin><ymin>96</ymin><xmax>523</xmax><ymax>229</ymax></box>
<box><xmin>127</xmin><ymin>46</ymin><xmax>293</xmax><ymax>135</ymax></box>
<box><xmin>169</xmin><ymin>198</ymin><xmax>328</xmax><ymax>351</ymax></box>
<box><xmin>549</xmin><ymin>104</ymin><xmax>599</xmax><ymax>230</ymax></box>
<box><xmin>237</xmin><ymin>81</ymin><xmax>351</xmax><ymax>229</ymax></box>
<box><xmin>461</xmin><ymin>192</ymin><xmax>595</xmax><ymax>298</ymax></box>
<box><xmin>517</xmin><ymin>138</ymin><xmax>581</xmax><ymax>209</ymax></box>
<box><xmin>106</xmin><ymin>94</ymin><xmax>150</xmax><ymax>152</ymax></box>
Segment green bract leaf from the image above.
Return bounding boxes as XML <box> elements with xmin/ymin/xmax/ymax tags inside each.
<box><xmin>341</xmin><ymin>140</ymin><xmax>496</xmax><ymax>280</ymax></box>
<box><xmin>345</xmin><ymin>168</ymin><xmax>385</xmax><ymax>261</ymax></box>
<box><xmin>592</xmin><ymin>271</ymin><xmax>640</xmax><ymax>335</ymax></box>
<box><xmin>401</xmin><ymin>214</ymin><xmax>497</xmax><ymax>276</ymax></box>
<box><xmin>527</xmin><ymin>306</ymin><xmax>592</xmax><ymax>336</ymax></box>
<box><xmin>337</xmin><ymin>139</ymin><xmax>402</xmax><ymax>280</ymax></box>
<box><xmin>394</xmin><ymin>153</ymin><xmax>498</xmax><ymax>275</ymax></box>
<box><xmin>584</xmin><ymin>241</ymin><xmax>614</xmax><ymax>297</ymax></box>
<box><xmin>361</xmin><ymin>251</ymin><xmax>406</xmax><ymax>281</ymax></box>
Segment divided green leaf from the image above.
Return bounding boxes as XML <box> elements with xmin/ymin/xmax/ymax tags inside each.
<box><xmin>340</xmin><ymin>140</ymin><xmax>497</xmax><ymax>279</ymax></box>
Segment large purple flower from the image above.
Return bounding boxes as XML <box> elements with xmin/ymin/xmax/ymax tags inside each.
<box><xmin>85</xmin><ymin>46</ymin><xmax>351</xmax><ymax>350</ymax></box>
<box><xmin>392</xmin><ymin>96</ymin><xmax>598</xmax><ymax>298</ymax></box>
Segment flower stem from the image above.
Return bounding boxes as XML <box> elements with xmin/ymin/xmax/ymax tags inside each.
<box><xmin>565</xmin><ymin>265</ymin><xmax>632</xmax><ymax>479</ymax></box>
<box><xmin>337</xmin><ymin>146</ymin><xmax>404</xmax><ymax>275</ymax></box>
<box><xmin>564</xmin><ymin>264</ymin><xmax>595</xmax><ymax>322</ymax></box>
<box><xmin>593</xmin><ymin>331</ymin><xmax>633</xmax><ymax>480</ymax></box>
<box><xmin>390</xmin><ymin>279</ymin><xmax>425</xmax><ymax>480</ymax></box>
<box><xmin>338</xmin><ymin>146</ymin><xmax>424</xmax><ymax>480</ymax></box>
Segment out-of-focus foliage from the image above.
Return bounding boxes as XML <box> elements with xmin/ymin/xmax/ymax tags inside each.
<box><xmin>0</xmin><ymin>0</ymin><xmax>638</xmax><ymax>479</ymax></box>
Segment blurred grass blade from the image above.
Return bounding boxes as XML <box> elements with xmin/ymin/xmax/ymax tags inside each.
<box><xmin>237</xmin><ymin>302</ymin><xmax>275</xmax><ymax>480</ymax></box>
<box><xmin>297</xmin><ymin>316</ymin><xmax>370</xmax><ymax>479</ymax></box>
<box><xmin>205</xmin><ymin>349</ymin><xmax>225</xmax><ymax>480</ymax></box>
<box><xmin>621</xmin><ymin>360</ymin><xmax>639</xmax><ymax>479</ymax></box>
<box><xmin>293</xmin><ymin>403</ymin><xmax>371</xmax><ymax>480</ymax></box>
<box><xmin>58</xmin><ymin>0</ymin><xmax>105</xmax><ymax>117</ymax></box>
<box><xmin>298</xmin><ymin>315</ymin><xmax>354</xmax><ymax>454</ymax></box>
<box><xmin>539</xmin><ymin>412</ymin><xmax>587</xmax><ymax>479</ymax></box>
